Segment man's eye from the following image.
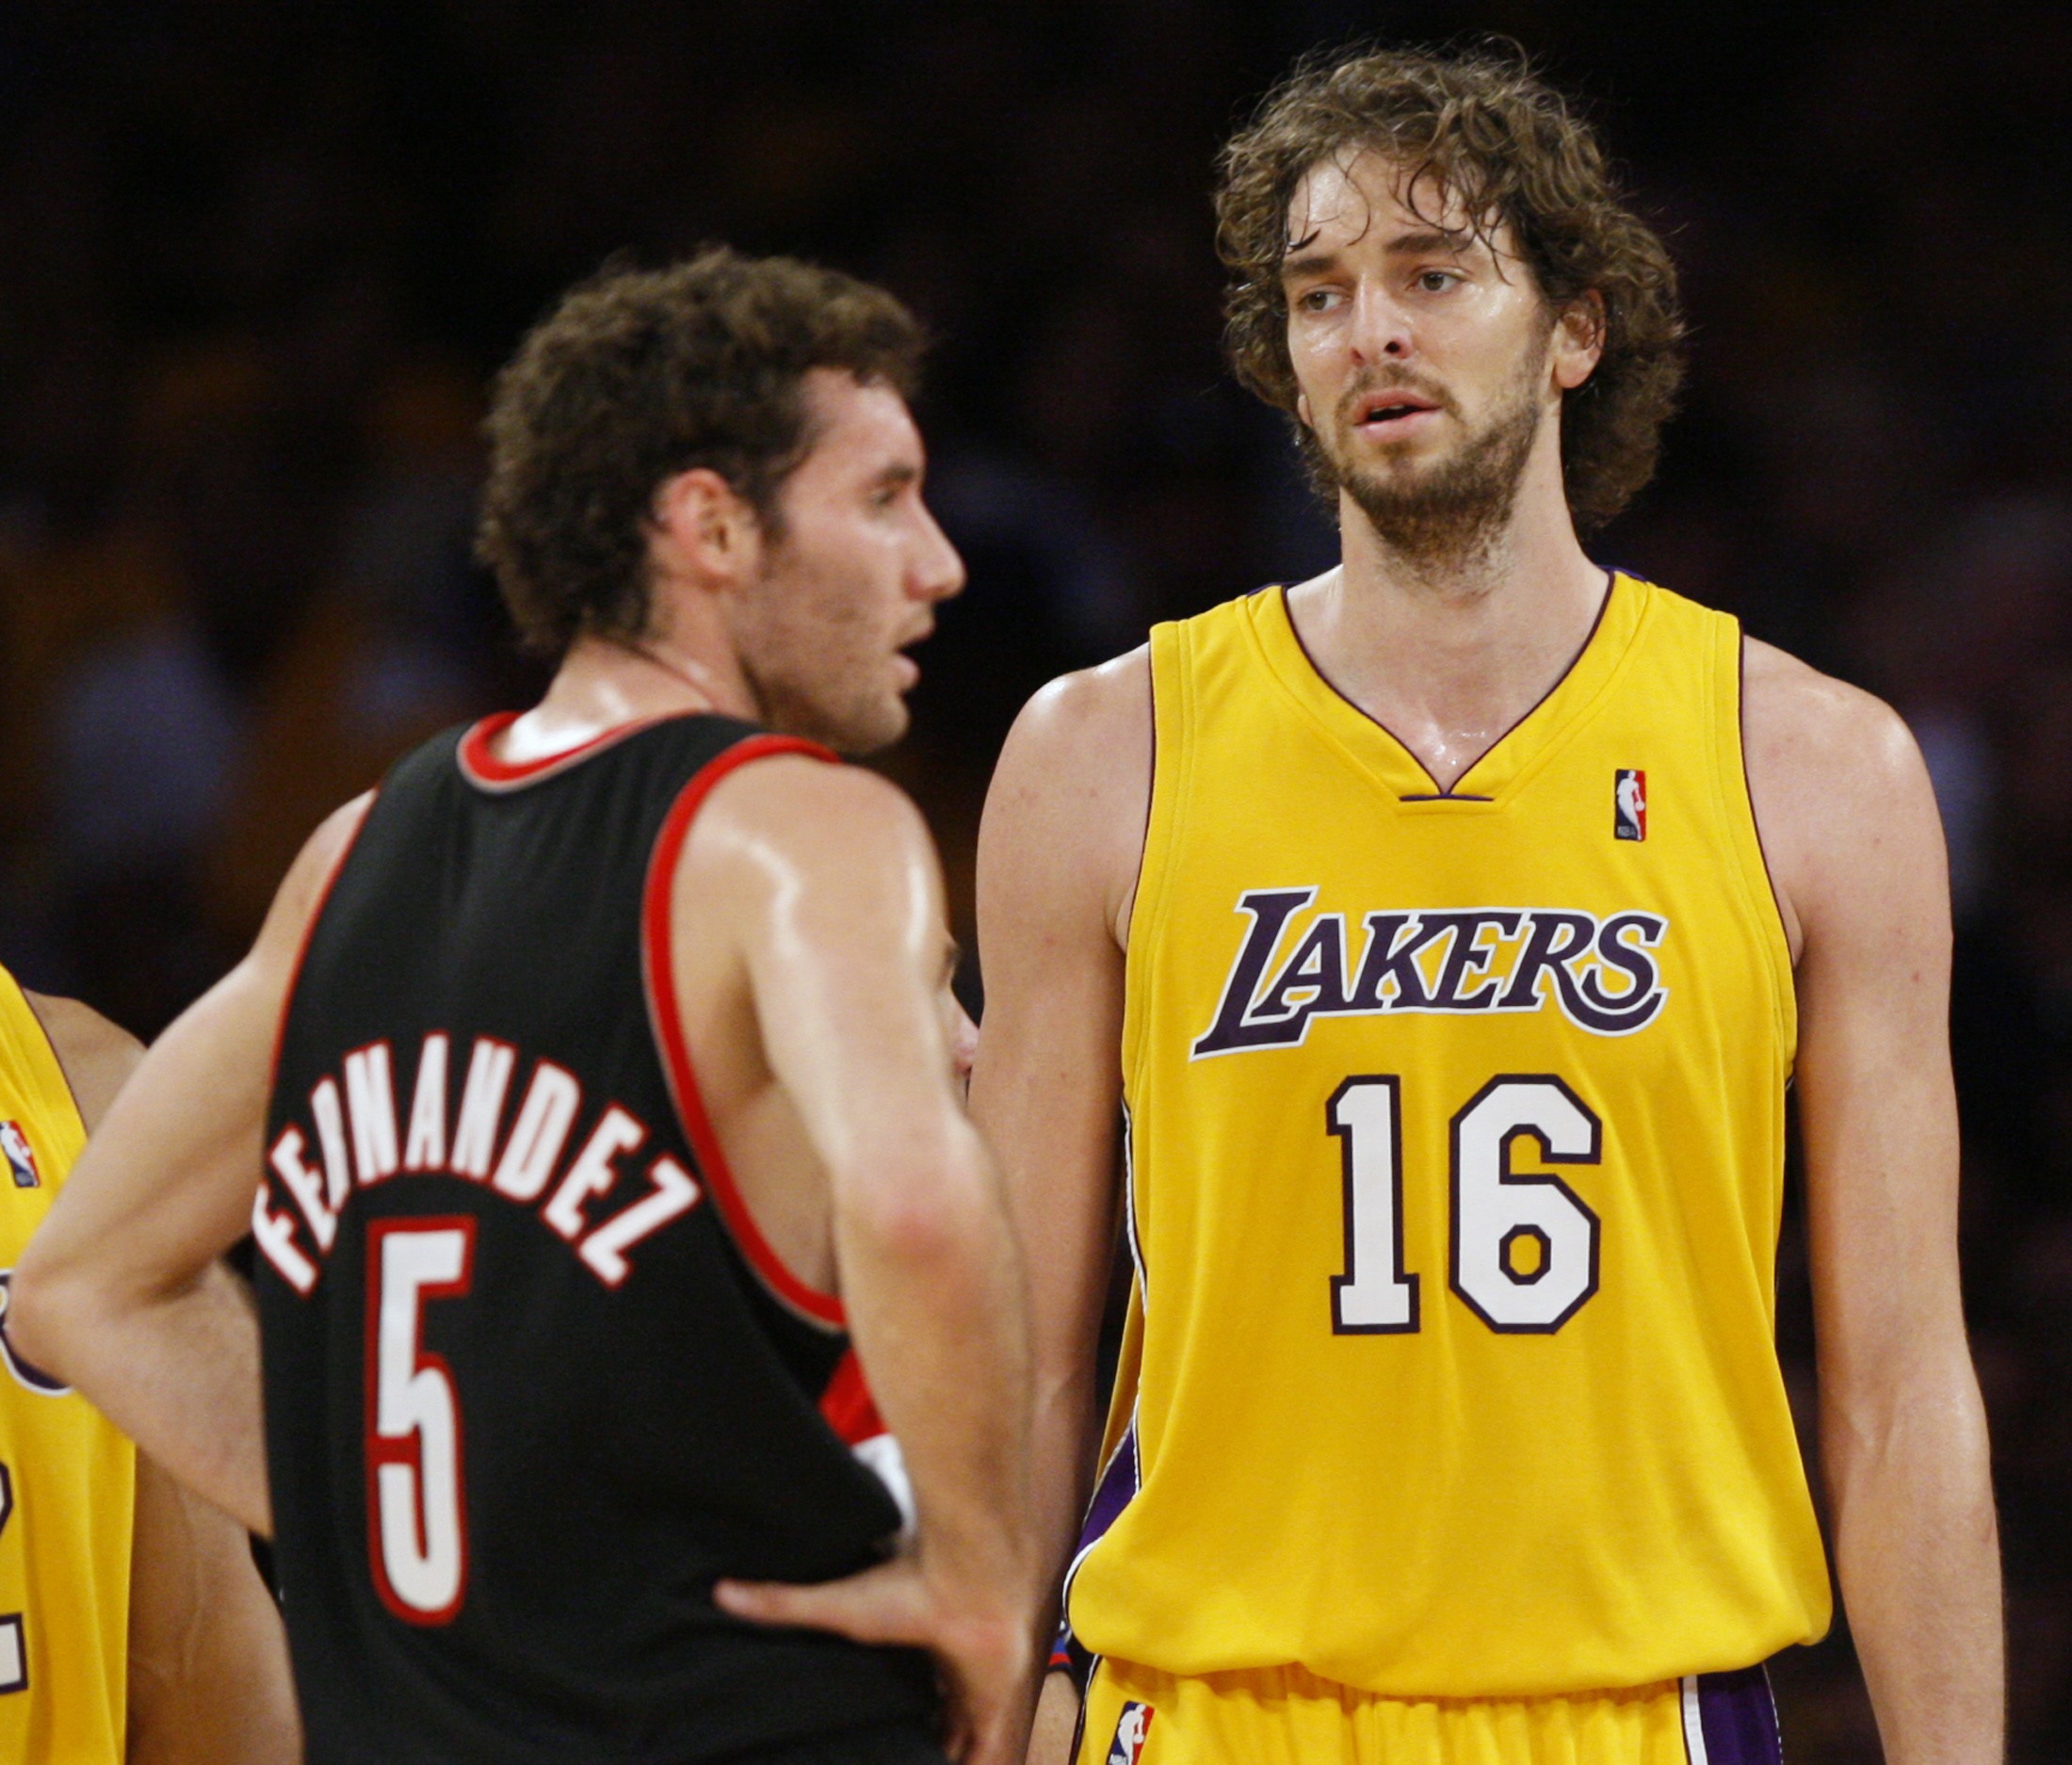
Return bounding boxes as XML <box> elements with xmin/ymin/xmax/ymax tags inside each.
<box><xmin>1417</xmin><ymin>269</ymin><xmax>1460</xmax><ymax>293</ymax></box>
<box><xmin>1298</xmin><ymin>288</ymin><xmax>1338</xmax><ymax>312</ymax></box>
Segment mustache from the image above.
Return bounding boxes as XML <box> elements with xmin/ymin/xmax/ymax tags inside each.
<box><xmin>1334</xmin><ymin>372</ymin><xmax>1456</xmax><ymax>425</ymax></box>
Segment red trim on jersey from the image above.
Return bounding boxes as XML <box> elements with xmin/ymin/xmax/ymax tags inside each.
<box><xmin>641</xmin><ymin>735</ymin><xmax>848</xmax><ymax>1330</ymax></box>
<box><xmin>267</xmin><ymin>797</ymin><xmax>378</xmax><ymax>1116</ymax></box>
<box><xmin>818</xmin><ymin>1348</ymin><xmax>888</xmax><ymax>1446</ymax></box>
<box><xmin>458</xmin><ymin>711</ymin><xmax>683</xmax><ymax>790</ymax></box>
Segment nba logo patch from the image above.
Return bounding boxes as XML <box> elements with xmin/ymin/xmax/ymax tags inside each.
<box><xmin>1108</xmin><ymin>1700</ymin><xmax>1154</xmax><ymax>1764</ymax></box>
<box><xmin>1613</xmin><ymin>769</ymin><xmax>1647</xmax><ymax>842</ymax></box>
<box><xmin>0</xmin><ymin>1123</ymin><xmax>38</xmax><ymax>1188</ymax></box>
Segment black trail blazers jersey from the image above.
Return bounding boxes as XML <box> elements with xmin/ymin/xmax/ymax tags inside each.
<box><xmin>254</xmin><ymin>713</ymin><xmax>937</xmax><ymax>1764</ymax></box>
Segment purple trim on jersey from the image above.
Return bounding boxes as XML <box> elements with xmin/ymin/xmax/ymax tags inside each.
<box><xmin>1076</xmin><ymin>1418</ymin><xmax>1141</xmax><ymax>1561</ymax></box>
<box><xmin>1696</xmin><ymin>1666</ymin><xmax>1782</xmax><ymax>1764</ymax></box>
<box><xmin>1049</xmin><ymin>1417</ymin><xmax>1141</xmax><ymax>1692</ymax></box>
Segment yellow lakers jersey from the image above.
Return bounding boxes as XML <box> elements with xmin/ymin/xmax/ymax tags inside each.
<box><xmin>1066</xmin><ymin>573</ymin><xmax>1830</xmax><ymax>1698</ymax></box>
<box><xmin>0</xmin><ymin>967</ymin><xmax>133</xmax><ymax>1761</ymax></box>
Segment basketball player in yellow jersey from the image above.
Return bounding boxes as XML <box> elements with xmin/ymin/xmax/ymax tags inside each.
<box><xmin>974</xmin><ymin>46</ymin><xmax>2002</xmax><ymax>1765</ymax></box>
<box><xmin>0</xmin><ymin>969</ymin><xmax>298</xmax><ymax>1763</ymax></box>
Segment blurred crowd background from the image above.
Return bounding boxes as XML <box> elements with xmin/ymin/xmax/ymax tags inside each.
<box><xmin>2</xmin><ymin>1</ymin><xmax>2067</xmax><ymax>1756</ymax></box>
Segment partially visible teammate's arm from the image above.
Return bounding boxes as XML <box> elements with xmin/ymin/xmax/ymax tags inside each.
<box><xmin>692</xmin><ymin>757</ymin><xmax>1039</xmax><ymax>1765</ymax></box>
<box><xmin>24</xmin><ymin>991</ymin><xmax>302</xmax><ymax>1764</ymax></box>
<box><xmin>1745</xmin><ymin>640</ymin><xmax>2002</xmax><ymax>1765</ymax></box>
<box><xmin>11</xmin><ymin>796</ymin><xmax>372</xmax><ymax>1537</ymax></box>
<box><xmin>126</xmin><ymin>1454</ymin><xmax>301</xmax><ymax>1764</ymax></box>
<box><xmin>968</xmin><ymin>655</ymin><xmax>1150</xmax><ymax>1758</ymax></box>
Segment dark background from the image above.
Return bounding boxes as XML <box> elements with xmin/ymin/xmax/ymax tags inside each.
<box><xmin>3</xmin><ymin>2</ymin><xmax>2067</xmax><ymax>1756</ymax></box>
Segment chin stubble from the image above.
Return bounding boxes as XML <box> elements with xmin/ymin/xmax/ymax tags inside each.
<box><xmin>1336</xmin><ymin>350</ymin><xmax>1547</xmax><ymax>572</ymax></box>
<box><xmin>737</xmin><ymin>648</ymin><xmax>903</xmax><ymax>757</ymax></box>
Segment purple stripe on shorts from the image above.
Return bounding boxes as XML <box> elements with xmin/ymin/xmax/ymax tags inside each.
<box><xmin>1697</xmin><ymin>1665</ymin><xmax>1783</xmax><ymax>1765</ymax></box>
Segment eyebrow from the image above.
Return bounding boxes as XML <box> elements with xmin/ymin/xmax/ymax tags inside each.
<box><xmin>1280</xmin><ymin>226</ymin><xmax>1481</xmax><ymax>282</ymax></box>
<box><xmin>874</xmin><ymin>461</ymin><xmax>920</xmax><ymax>489</ymax></box>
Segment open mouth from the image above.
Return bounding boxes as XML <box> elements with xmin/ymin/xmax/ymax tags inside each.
<box><xmin>894</xmin><ymin>626</ymin><xmax>932</xmax><ymax>686</ymax></box>
<box><xmin>1355</xmin><ymin>393</ymin><xmax>1440</xmax><ymax>431</ymax></box>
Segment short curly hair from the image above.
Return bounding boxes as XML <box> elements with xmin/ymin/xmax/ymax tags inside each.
<box><xmin>1216</xmin><ymin>43</ymin><xmax>1684</xmax><ymax>532</ymax></box>
<box><xmin>477</xmin><ymin>247</ymin><xmax>925</xmax><ymax>656</ymax></box>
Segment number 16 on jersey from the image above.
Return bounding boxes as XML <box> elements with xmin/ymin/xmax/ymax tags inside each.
<box><xmin>1329</xmin><ymin>1073</ymin><xmax>1603</xmax><ymax>1336</ymax></box>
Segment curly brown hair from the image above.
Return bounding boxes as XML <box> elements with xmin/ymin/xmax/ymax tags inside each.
<box><xmin>477</xmin><ymin>247</ymin><xmax>925</xmax><ymax>656</ymax></box>
<box><xmin>1216</xmin><ymin>43</ymin><xmax>1683</xmax><ymax>532</ymax></box>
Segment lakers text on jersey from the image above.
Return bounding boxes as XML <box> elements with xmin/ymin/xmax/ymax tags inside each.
<box><xmin>0</xmin><ymin>966</ymin><xmax>134</xmax><ymax>1764</ymax></box>
<box><xmin>1065</xmin><ymin>573</ymin><xmax>1830</xmax><ymax>1700</ymax></box>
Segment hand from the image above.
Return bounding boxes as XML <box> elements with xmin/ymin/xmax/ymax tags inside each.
<box><xmin>716</xmin><ymin>1545</ymin><xmax>1037</xmax><ymax>1765</ymax></box>
<box><xmin>1026</xmin><ymin>1670</ymin><xmax>1081</xmax><ymax>1765</ymax></box>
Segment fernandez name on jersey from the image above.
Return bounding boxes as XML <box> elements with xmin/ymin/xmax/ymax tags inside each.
<box><xmin>254</xmin><ymin>1031</ymin><xmax>703</xmax><ymax>1298</ymax></box>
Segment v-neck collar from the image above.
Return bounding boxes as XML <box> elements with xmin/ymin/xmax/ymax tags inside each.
<box><xmin>1247</xmin><ymin>569</ymin><xmax>1646</xmax><ymax>806</ymax></box>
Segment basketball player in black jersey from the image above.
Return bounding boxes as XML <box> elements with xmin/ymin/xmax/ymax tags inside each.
<box><xmin>15</xmin><ymin>250</ymin><xmax>1039</xmax><ymax>1765</ymax></box>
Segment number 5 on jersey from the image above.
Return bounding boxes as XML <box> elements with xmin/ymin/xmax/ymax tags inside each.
<box><xmin>1329</xmin><ymin>1074</ymin><xmax>1602</xmax><ymax>1336</ymax></box>
<box><xmin>367</xmin><ymin>1218</ymin><xmax>476</xmax><ymax>1625</ymax></box>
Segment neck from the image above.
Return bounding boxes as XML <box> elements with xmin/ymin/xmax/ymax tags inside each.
<box><xmin>497</xmin><ymin>630</ymin><xmax>761</xmax><ymax>762</ymax></box>
<box><xmin>1287</xmin><ymin>439</ymin><xmax>1609</xmax><ymax>791</ymax></box>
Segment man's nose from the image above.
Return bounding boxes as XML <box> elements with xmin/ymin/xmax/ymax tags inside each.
<box><xmin>913</xmin><ymin>503</ymin><xmax>966</xmax><ymax>603</ymax></box>
<box><xmin>1349</xmin><ymin>283</ymin><xmax>1415</xmax><ymax>363</ymax></box>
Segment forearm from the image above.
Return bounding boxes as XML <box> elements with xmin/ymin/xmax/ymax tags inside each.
<box><xmin>21</xmin><ymin>1262</ymin><xmax>270</xmax><ymax>1534</ymax></box>
<box><xmin>1030</xmin><ymin>1365</ymin><xmax>1100</xmax><ymax>1595</ymax></box>
<box><xmin>835</xmin><ymin>1125</ymin><xmax>1033</xmax><ymax>1596</ymax></box>
<box><xmin>1824</xmin><ymin>1365</ymin><xmax>2002</xmax><ymax>1764</ymax></box>
<box><xmin>129</xmin><ymin>1461</ymin><xmax>300</xmax><ymax>1765</ymax></box>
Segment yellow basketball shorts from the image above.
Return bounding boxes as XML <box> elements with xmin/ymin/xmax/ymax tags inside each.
<box><xmin>1075</xmin><ymin>1657</ymin><xmax>1782</xmax><ymax>1765</ymax></box>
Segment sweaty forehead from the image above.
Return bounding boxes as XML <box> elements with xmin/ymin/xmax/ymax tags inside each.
<box><xmin>1284</xmin><ymin>147</ymin><xmax>1484</xmax><ymax>256</ymax></box>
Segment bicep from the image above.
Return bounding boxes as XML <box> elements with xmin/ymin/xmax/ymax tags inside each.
<box><xmin>1787</xmin><ymin>704</ymin><xmax>1963</xmax><ymax>1384</ymax></box>
<box><xmin>688</xmin><ymin>764</ymin><xmax>964</xmax><ymax>1178</ymax></box>
<box><xmin>76</xmin><ymin>961</ymin><xmax>287</xmax><ymax>1277</ymax></box>
<box><xmin>968</xmin><ymin>697</ymin><xmax>1136</xmax><ymax>1374</ymax></box>
<box><xmin>25</xmin><ymin>796</ymin><xmax>371</xmax><ymax>1294</ymax></box>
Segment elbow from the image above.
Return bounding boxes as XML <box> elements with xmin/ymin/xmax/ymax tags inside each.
<box><xmin>834</xmin><ymin>1154</ymin><xmax>999</xmax><ymax>1277</ymax></box>
<box><xmin>1818</xmin><ymin>1352</ymin><xmax>1996</xmax><ymax>1502</ymax></box>
<box><xmin>5</xmin><ymin>1251</ymin><xmax>85</xmax><ymax>1385</ymax></box>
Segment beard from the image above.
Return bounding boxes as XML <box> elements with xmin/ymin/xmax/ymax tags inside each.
<box><xmin>1326</xmin><ymin>340</ymin><xmax>1548</xmax><ymax>571</ymax></box>
<box><xmin>730</xmin><ymin>553</ymin><xmax>912</xmax><ymax>756</ymax></box>
<box><xmin>742</xmin><ymin>654</ymin><xmax>908</xmax><ymax>756</ymax></box>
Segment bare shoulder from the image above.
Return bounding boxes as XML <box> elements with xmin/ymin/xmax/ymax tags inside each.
<box><xmin>1741</xmin><ymin>639</ymin><xmax>1943</xmax><ymax>954</ymax></box>
<box><xmin>690</xmin><ymin>752</ymin><xmax>934</xmax><ymax>878</ymax></box>
<box><xmin>1742</xmin><ymin>638</ymin><xmax>1924</xmax><ymax>790</ymax></box>
<box><xmin>21</xmin><ymin>992</ymin><xmax>143</xmax><ymax>1132</ymax></box>
<box><xmin>981</xmin><ymin>647</ymin><xmax>1152</xmax><ymax>945</ymax></box>
<box><xmin>994</xmin><ymin>646</ymin><xmax>1152</xmax><ymax>790</ymax></box>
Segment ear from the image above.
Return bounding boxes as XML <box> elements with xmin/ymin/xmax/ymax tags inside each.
<box><xmin>1551</xmin><ymin>291</ymin><xmax>1606</xmax><ymax>393</ymax></box>
<box><xmin>1295</xmin><ymin>389</ymin><xmax>1315</xmax><ymax>430</ymax></box>
<box><xmin>648</xmin><ymin>467</ymin><xmax>762</xmax><ymax>591</ymax></box>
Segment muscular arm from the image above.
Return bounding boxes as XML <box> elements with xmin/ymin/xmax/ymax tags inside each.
<box><xmin>23</xmin><ymin>991</ymin><xmax>301</xmax><ymax>1764</ymax></box>
<box><xmin>11</xmin><ymin>796</ymin><xmax>371</xmax><ymax>1537</ymax></box>
<box><xmin>967</xmin><ymin>655</ymin><xmax>1150</xmax><ymax>1741</ymax></box>
<box><xmin>1746</xmin><ymin>640</ymin><xmax>2001</xmax><ymax>1763</ymax></box>
<box><xmin>691</xmin><ymin>758</ymin><xmax>1038</xmax><ymax>1762</ymax></box>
